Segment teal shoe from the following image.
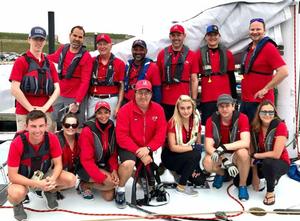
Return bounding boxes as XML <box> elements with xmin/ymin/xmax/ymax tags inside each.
<box><xmin>213</xmin><ymin>175</ymin><xmax>224</xmax><ymax>189</ymax></box>
<box><xmin>238</xmin><ymin>186</ymin><xmax>249</xmax><ymax>201</ymax></box>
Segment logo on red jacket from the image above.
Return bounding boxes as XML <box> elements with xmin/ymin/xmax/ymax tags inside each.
<box><xmin>152</xmin><ymin>116</ymin><xmax>158</xmax><ymax>121</ymax></box>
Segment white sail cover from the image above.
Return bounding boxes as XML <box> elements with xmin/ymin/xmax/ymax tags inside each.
<box><xmin>111</xmin><ymin>0</ymin><xmax>293</xmax><ymax>62</ymax></box>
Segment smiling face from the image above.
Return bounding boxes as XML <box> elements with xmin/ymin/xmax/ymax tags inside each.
<box><xmin>63</xmin><ymin>117</ymin><xmax>78</xmax><ymax>136</ymax></box>
<box><xmin>97</xmin><ymin>40</ymin><xmax>112</xmax><ymax>57</ymax></box>
<box><xmin>205</xmin><ymin>32</ymin><xmax>220</xmax><ymax>48</ymax></box>
<box><xmin>69</xmin><ymin>27</ymin><xmax>84</xmax><ymax>50</ymax></box>
<box><xmin>96</xmin><ymin>108</ymin><xmax>111</xmax><ymax>124</ymax></box>
<box><xmin>249</xmin><ymin>21</ymin><xmax>265</xmax><ymax>44</ymax></box>
<box><xmin>259</xmin><ymin>104</ymin><xmax>275</xmax><ymax>126</ymax></box>
<box><xmin>26</xmin><ymin>117</ymin><xmax>47</xmax><ymax>144</ymax></box>
<box><xmin>178</xmin><ymin>101</ymin><xmax>193</xmax><ymax>120</ymax></box>
<box><xmin>132</xmin><ymin>45</ymin><xmax>147</xmax><ymax>63</ymax></box>
<box><xmin>169</xmin><ymin>32</ymin><xmax>185</xmax><ymax>51</ymax></box>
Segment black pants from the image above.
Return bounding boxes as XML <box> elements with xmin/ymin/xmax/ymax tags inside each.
<box><xmin>259</xmin><ymin>158</ymin><xmax>289</xmax><ymax>192</ymax></box>
<box><xmin>239</xmin><ymin>101</ymin><xmax>259</xmax><ymax>123</ymax></box>
<box><xmin>161</xmin><ymin>148</ymin><xmax>201</xmax><ymax>186</ymax></box>
<box><xmin>199</xmin><ymin>101</ymin><xmax>217</xmax><ymax>126</ymax></box>
<box><xmin>161</xmin><ymin>104</ymin><xmax>175</xmax><ymax>121</ymax></box>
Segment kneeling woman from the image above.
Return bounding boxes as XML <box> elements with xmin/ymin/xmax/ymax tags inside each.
<box><xmin>56</xmin><ymin>113</ymin><xmax>80</xmax><ymax>174</ymax></box>
<box><xmin>161</xmin><ymin>95</ymin><xmax>202</xmax><ymax>196</ymax></box>
<box><xmin>77</xmin><ymin>101</ymin><xmax>119</xmax><ymax>201</ymax></box>
<box><xmin>251</xmin><ymin>100</ymin><xmax>290</xmax><ymax>205</ymax></box>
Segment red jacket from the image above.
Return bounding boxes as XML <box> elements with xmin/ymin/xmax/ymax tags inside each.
<box><xmin>79</xmin><ymin>120</ymin><xmax>118</xmax><ymax>184</ymax></box>
<box><xmin>116</xmin><ymin>100</ymin><xmax>167</xmax><ymax>154</ymax></box>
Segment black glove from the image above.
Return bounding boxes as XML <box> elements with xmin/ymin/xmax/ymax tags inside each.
<box><xmin>192</xmin><ymin>143</ymin><xmax>203</xmax><ymax>152</ymax></box>
<box><xmin>211</xmin><ymin>144</ymin><xmax>227</xmax><ymax>163</ymax></box>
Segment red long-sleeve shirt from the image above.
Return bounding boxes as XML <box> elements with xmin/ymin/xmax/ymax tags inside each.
<box><xmin>116</xmin><ymin>100</ymin><xmax>167</xmax><ymax>154</ymax></box>
<box><xmin>79</xmin><ymin>120</ymin><xmax>118</xmax><ymax>184</ymax></box>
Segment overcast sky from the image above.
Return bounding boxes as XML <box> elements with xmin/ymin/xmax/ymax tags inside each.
<box><xmin>0</xmin><ymin>0</ymin><xmax>216</xmax><ymax>42</ymax></box>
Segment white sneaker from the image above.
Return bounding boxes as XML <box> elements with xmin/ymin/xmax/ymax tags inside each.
<box><xmin>176</xmin><ymin>185</ymin><xmax>198</xmax><ymax>196</ymax></box>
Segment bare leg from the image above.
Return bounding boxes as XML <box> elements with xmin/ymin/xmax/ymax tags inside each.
<box><xmin>7</xmin><ymin>184</ymin><xmax>28</xmax><ymax>205</ymax></box>
<box><xmin>234</xmin><ymin>148</ymin><xmax>250</xmax><ymax>186</ymax></box>
<box><xmin>118</xmin><ymin>160</ymin><xmax>135</xmax><ymax>187</ymax></box>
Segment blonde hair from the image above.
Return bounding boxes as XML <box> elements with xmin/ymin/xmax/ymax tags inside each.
<box><xmin>171</xmin><ymin>95</ymin><xmax>196</xmax><ymax>128</ymax></box>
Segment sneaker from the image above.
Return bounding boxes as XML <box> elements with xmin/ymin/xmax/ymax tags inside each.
<box><xmin>115</xmin><ymin>191</ymin><xmax>126</xmax><ymax>209</ymax></box>
<box><xmin>42</xmin><ymin>191</ymin><xmax>58</xmax><ymax>210</ymax></box>
<box><xmin>238</xmin><ymin>186</ymin><xmax>249</xmax><ymax>201</ymax></box>
<box><xmin>13</xmin><ymin>203</ymin><xmax>27</xmax><ymax>221</ymax></box>
<box><xmin>34</xmin><ymin>190</ymin><xmax>43</xmax><ymax>198</ymax></box>
<box><xmin>213</xmin><ymin>175</ymin><xmax>224</xmax><ymax>189</ymax></box>
<box><xmin>78</xmin><ymin>181</ymin><xmax>94</xmax><ymax>200</ymax></box>
<box><xmin>22</xmin><ymin>195</ymin><xmax>30</xmax><ymax>204</ymax></box>
<box><xmin>176</xmin><ymin>185</ymin><xmax>198</xmax><ymax>196</ymax></box>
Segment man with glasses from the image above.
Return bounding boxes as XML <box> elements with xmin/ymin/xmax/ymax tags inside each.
<box><xmin>197</xmin><ymin>25</ymin><xmax>237</xmax><ymax>125</ymax></box>
<box><xmin>48</xmin><ymin>25</ymin><xmax>93</xmax><ymax>129</ymax></box>
<box><xmin>203</xmin><ymin>94</ymin><xmax>251</xmax><ymax>201</ymax></box>
<box><xmin>115</xmin><ymin>80</ymin><xmax>167</xmax><ymax>208</ymax></box>
<box><xmin>10</xmin><ymin>26</ymin><xmax>60</xmax><ymax>131</ymax></box>
<box><xmin>240</xmin><ymin>18</ymin><xmax>288</xmax><ymax>122</ymax></box>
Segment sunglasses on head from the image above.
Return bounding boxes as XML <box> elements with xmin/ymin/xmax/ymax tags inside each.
<box><xmin>63</xmin><ymin>123</ymin><xmax>79</xmax><ymax>129</ymax></box>
<box><xmin>259</xmin><ymin>110</ymin><xmax>275</xmax><ymax>116</ymax></box>
<box><xmin>250</xmin><ymin>18</ymin><xmax>265</xmax><ymax>24</ymax></box>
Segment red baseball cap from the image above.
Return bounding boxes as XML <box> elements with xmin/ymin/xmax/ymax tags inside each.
<box><xmin>170</xmin><ymin>24</ymin><xmax>185</xmax><ymax>34</ymax></box>
<box><xmin>135</xmin><ymin>80</ymin><xmax>152</xmax><ymax>92</ymax></box>
<box><xmin>96</xmin><ymin>34</ymin><xmax>112</xmax><ymax>44</ymax></box>
<box><xmin>94</xmin><ymin>101</ymin><xmax>111</xmax><ymax>113</ymax></box>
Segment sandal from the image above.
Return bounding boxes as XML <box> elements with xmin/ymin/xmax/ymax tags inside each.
<box><xmin>78</xmin><ymin>181</ymin><xmax>94</xmax><ymax>200</ymax></box>
<box><xmin>263</xmin><ymin>193</ymin><xmax>275</xmax><ymax>205</ymax></box>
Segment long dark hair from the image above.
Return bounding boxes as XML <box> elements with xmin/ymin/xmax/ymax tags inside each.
<box><xmin>61</xmin><ymin>113</ymin><xmax>79</xmax><ymax>125</ymax></box>
<box><xmin>251</xmin><ymin>100</ymin><xmax>280</xmax><ymax>133</ymax></box>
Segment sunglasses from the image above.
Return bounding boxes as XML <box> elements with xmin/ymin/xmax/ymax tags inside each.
<box><xmin>250</xmin><ymin>18</ymin><xmax>265</xmax><ymax>24</ymax></box>
<box><xmin>63</xmin><ymin>123</ymin><xmax>79</xmax><ymax>129</ymax></box>
<box><xmin>259</xmin><ymin>110</ymin><xmax>275</xmax><ymax>116</ymax></box>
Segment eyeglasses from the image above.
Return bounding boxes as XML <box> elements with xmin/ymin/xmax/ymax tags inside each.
<box><xmin>259</xmin><ymin>110</ymin><xmax>275</xmax><ymax>116</ymax></box>
<box><xmin>63</xmin><ymin>123</ymin><xmax>79</xmax><ymax>129</ymax></box>
<box><xmin>136</xmin><ymin>90</ymin><xmax>152</xmax><ymax>96</ymax></box>
<box><xmin>250</xmin><ymin>18</ymin><xmax>265</xmax><ymax>24</ymax></box>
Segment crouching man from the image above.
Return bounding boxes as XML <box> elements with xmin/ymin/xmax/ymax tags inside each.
<box><xmin>203</xmin><ymin>94</ymin><xmax>251</xmax><ymax>201</ymax></box>
<box><xmin>7</xmin><ymin>110</ymin><xmax>76</xmax><ymax>221</ymax></box>
<box><xmin>115</xmin><ymin>80</ymin><xmax>167</xmax><ymax>208</ymax></box>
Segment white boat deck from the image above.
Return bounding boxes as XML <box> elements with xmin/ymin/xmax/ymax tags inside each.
<box><xmin>1</xmin><ymin>135</ymin><xmax>300</xmax><ymax>221</ymax></box>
